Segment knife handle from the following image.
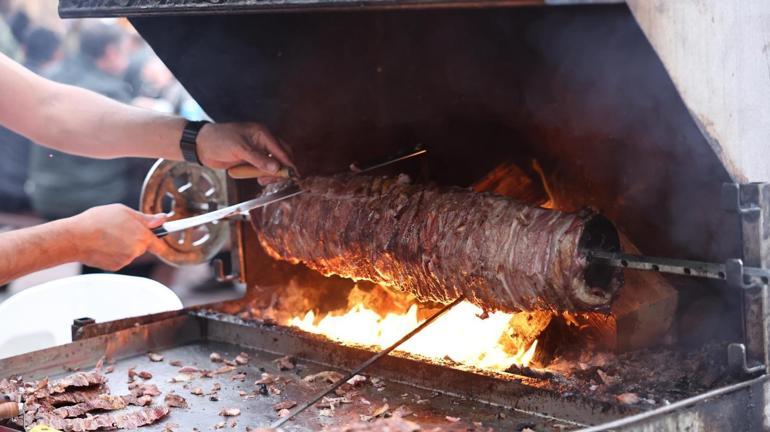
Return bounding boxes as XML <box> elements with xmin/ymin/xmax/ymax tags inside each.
<box><xmin>0</xmin><ymin>401</ymin><xmax>20</xmax><ymax>419</ymax></box>
<box><xmin>227</xmin><ymin>165</ymin><xmax>294</xmax><ymax>179</ymax></box>
<box><xmin>153</xmin><ymin>226</ymin><xmax>169</xmax><ymax>238</ymax></box>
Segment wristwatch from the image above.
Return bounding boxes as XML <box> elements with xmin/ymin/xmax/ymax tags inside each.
<box><xmin>180</xmin><ymin>120</ymin><xmax>210</xmax><ymax>165</ymax></box>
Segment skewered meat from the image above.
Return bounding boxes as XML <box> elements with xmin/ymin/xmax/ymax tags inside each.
<box><xmin>252</xmin><ymin>175</ymin><xmax>622</xmax><ymax>312</ymax></box>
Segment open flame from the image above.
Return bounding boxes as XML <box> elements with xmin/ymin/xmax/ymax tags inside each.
<box><xmin>289</xmin><ymin>300</ymin><xmax>538</xmax><ymax>371</ymax></box>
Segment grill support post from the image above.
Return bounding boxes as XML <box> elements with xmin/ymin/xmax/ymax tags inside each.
<box><xmin>722</xmin><ymin>183</ymin><xmax>770</xmax><ymax>375</ymax></box>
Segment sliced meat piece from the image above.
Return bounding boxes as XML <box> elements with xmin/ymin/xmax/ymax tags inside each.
<box><xmin>33</xmin><ymin>406</ymin><xmax>169</xmax><ymax>432</ymax></box>
<box><xmin>50</xmin><ymin>372</ymin><xmax>108</xmax><ymax>394</ymax></box>
<box><xmin>48</xmin><ymin>387</ymin><xmax>108</xmax><ymax>405</ymax></box>
<box><xmin>164</xmin><ymin>392</ymin><xmax>188</xmax><ymax>408</ymax></box>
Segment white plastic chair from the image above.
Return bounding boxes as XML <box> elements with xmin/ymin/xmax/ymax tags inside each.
<box><xmin>0</xmin><ymin>274</ymin><xmax>183</xmax><ymax>359</ymax></box>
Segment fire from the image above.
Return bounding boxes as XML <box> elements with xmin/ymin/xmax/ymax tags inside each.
<box><xmin>289</xmin><ymin>300</ymin><xmax>538</xmax><ymax>371</ymax></box>
<box><xmin>531</xmin><ymin>159</ymin><xmax>556</xmax><ymax>209</ymax></box>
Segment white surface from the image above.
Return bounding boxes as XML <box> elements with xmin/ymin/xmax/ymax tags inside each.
<box><xmin>628</xmin><ymin>0</ymin><xmax>770</xmax><ymax>182</ymax></box>
<box><xmin>0</xmin><ymin>274</ymin><xmax>183</xmax><ymax>359</ymax></box>
<box><xmin>8</xmin><ymin>262</ymin><xmax>81</xmax><ymax>292</ymax></box>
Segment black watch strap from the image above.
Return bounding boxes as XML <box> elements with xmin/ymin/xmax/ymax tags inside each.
<box><xmin>180</xmin><ymin>120</ymin><xmax>210</xmax><ymax>165</ymax></box>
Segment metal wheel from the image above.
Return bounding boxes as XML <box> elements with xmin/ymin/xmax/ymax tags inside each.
<box><xmin>140</xmin><ymin>159</ymin><xmax>229</xmax><ymax>266</ymax></box>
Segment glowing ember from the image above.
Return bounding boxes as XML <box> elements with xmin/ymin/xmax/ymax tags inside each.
<box><xmin>289</xmin><ymin>301</ymin><xmax>538</xmax><ymax>371</ymax></box>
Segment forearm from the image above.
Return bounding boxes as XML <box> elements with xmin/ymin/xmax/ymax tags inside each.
<box><xmin>0</xmin><ymin>219</ymin><xmax>81</xmax><ymax>285</ymax></box>
<box><xmin>36</xmin><ymin>87</ymin><xmax>187</xmax><ymax>160</ymax></box>
<box><xmin>0</xmin><ymin>54</ymin><xmax>186</xmax><ymax>160</ymax></box>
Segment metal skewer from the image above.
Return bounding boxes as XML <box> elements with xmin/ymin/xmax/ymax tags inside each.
<box><xmin>270</xmin><ymin>295</ymin><xmax>465</xmax><ymax>429</ymax></box>
<box><xmin>586</xmin><ymin>249</ymin><xmax>770</xmax><ymax>284</ymax></box>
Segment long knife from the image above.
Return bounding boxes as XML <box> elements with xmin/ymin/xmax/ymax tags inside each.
<box><xmin>152</xmin><ymin>185</ymin><xmax>302</xmax><ymax>237</ymax></box>
<box><xmin>153</xmin><ymin>147</ymin><xmax>427</xmax><ymax>237</ymax></box>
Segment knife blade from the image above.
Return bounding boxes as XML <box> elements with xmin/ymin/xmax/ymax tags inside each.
<box><xmin>153</xmin><ymin>184</ymin><xmax>302</xmax><ymax>237</ymax></box>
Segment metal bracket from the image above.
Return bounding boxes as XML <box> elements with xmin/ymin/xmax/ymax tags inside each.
<box><xmin>721</xmin><ymin>183</ymin><xmax>761</xmax><ymax>215</ymax></box>
<box><xmin>213</xmin><ymin>258</ymin><xmax>240</xmax><ymax>283</ymax></box>
<box><xmin>727</xmin><ymin>343</ymin><xmax>765</xmax><ymax>375</ymax></box>
<box><xmin>722</xmin><ymin>183</ymin><xmax>770</xmax><ymax>376</ymax></box>
<box><xmin>71</xmin><ymin>317</ymin><xmax>96</xmax><ymax>342</ymax></box>
<box><xmin>725</xmin><ymin>259</ymin><xmax>766</xmax><ymax>375</ymax></box>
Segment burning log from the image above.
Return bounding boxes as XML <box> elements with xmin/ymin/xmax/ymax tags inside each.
<box><xmin>253</xmin><ymin>175</ymin><xmax>622</xmax><ymax>312</ymax></box>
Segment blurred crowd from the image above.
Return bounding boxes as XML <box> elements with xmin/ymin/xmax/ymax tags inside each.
<box><xmin>0</xmin><ymin>1</ymin><xmax>207</xmax><ymax>280</ymax></box>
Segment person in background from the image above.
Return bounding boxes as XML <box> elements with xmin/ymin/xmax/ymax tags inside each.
<box><xmin>0</xmin><ymin>0</ymin><xmax>20</xmax><ymax>60</ymax></box>
<box><xmin>0</xmin><ymin>27</ymin><xmax>62</xmax><ymax>213</ymax></box>
<box><xmin>8</xmin><ymin>6</ymin><xmax>27</xmax><ymax>45</ymax></box>
<box><xmin>28</xmin><ymin>22</ymin><xmax>139</xmax><ymax>222</ymax></box>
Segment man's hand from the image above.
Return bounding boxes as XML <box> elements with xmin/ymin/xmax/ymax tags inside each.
<box><xmin>196</xmin><ymin>122</ymin><xmax>297</xmax><ymax>184</ymax></box>
<box><xmin>66</xmin><ymin>204</ymin><xmax>166</xmax><ymax>271</ymax></box>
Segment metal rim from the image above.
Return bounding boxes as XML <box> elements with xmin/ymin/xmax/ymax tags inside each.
<box><xmin>140</xmin><ymin>159</ymin><xmax>229</xmax><ymax>266</ymax></box>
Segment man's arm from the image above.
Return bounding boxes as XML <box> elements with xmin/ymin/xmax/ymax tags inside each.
<box><xmin>0</xmin><ymin>205</ymin><xmax>165</xmax><ymax>285</ymax></box>
<box><xmin>0</xmin><ymin>53</ymin><xmax>295</xmax><ymax>176</ymax></box>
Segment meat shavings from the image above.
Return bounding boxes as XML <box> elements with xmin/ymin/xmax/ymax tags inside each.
<box><xmin>48</xmin><ymin>387</ymin><xmax>108</xmax><ymax>405</ymax></box>
<box><xmin>272</xmin><ymin>400</ymin><xmax>296</xmax><ymax>411</ymax></box>
<box><xmin>210</xmin><ymin>353</ymin><xmax>223</xmax><ymax>363</ymax></box>
<box><xmin>169</xmin><ymin>360</ymin><xmax>183</xmax><ymax>367</ymax></box>
<box><xmin>255</xmin><ymin>373</ymin><xmax>278</xmax><ymax>385</ymax></box>
<box><xmin>164</xmin><ymin>392</ymin><xmax>188</xmax><ymax>408</ymax></box>
<box><xmin>273</xmin><ymin>356</ymin><xmax>295</xmax><ymax>371</ymax></box>
<box><xmin>212</xmin><ymin>366</ymin><xmax>236</xmax><ymax>375</ymax></box>
<box><xmin>317</xmin><ymin>396</ymin><xmax>352</xmax><ymax>409</ymax></box>
<box><xmin>52</xmin><ymin>395</ymin><xmax>127</xmax><ymax>418</ymax></box>
<box><xmin>170</xmin><ymin>374</ymin><xmax>194</xmax><ymax>383</ymax></box>
<box><xmin>122</xmin><ymin>394</ymin><xmax>154</xmax><ymax>407</ymax></box>
<box><xmin>147</xmin><ymin>353</ymin><xmax>164</xmax><ymax>362</ymax></box>
<box><xmin>50</xmin><ymin>372</ymin><xmax>107</xmax><ymax>394</ymax></box>
<box><xmin>219</xmin><ymin>408</ymin><xmax>241</xmax><ymax>417</ymax></box>
<box><xmin>234</xmin><ymin>353</ymin><xmax>249</xmax><ymax>365</ymax></box>
<box><xmin>302</xmin><ymin>371</ymin><xmax>344</xmax><ymax>384</ymax></box>
<box><xmin>191</xmin><ymin>387</ymin><xmax>204</xmax><ymax>396</ymax></box>
<box><xmin>254</xmin><ymin>175</ymin><xmax>622</xmax><ymax>312</ymax></box>
<box><xmin>130</xmin><ymin>383</ymin><xmax>161</xmax><ymax>397</ymax></box>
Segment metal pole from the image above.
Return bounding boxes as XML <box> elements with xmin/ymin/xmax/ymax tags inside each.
<box><xmin>270</xmin><ymin>295</ymin><xmax>465</xmax><ymax>429</ymax></box>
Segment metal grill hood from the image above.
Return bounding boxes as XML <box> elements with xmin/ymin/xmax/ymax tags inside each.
<box><xmin>59</xmin><ymin>1</ymin><xmax>745</xmax><ymax>266</ymax></box>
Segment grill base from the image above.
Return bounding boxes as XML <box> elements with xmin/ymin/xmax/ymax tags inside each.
<box><xmin>0</xmin><ymin>311</ymin><xmax>764</xmax><ymax>431</ymax></box>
